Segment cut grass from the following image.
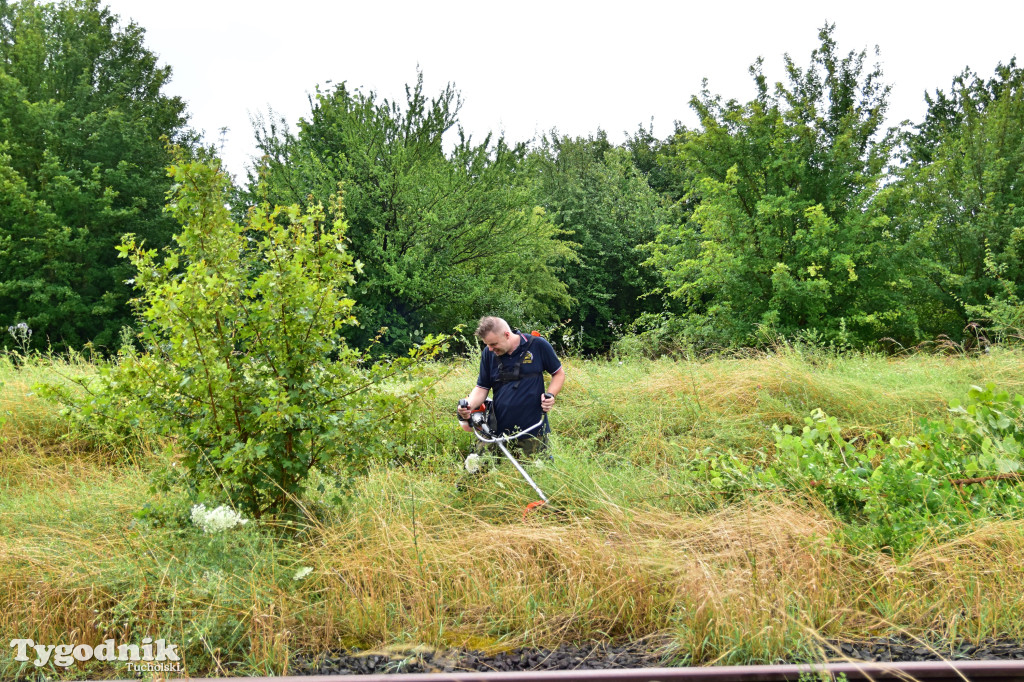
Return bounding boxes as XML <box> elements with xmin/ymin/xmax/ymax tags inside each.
<box><xmin>2</xmin><ymin>345</ymin><xmax>1024</xmax><ymax>678</ymax></box>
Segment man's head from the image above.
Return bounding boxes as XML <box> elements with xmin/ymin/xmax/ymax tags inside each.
<box><xmin>476</xmin><ymin>316</ymin><xmax>518</xmax><ymax>356</ymax></box>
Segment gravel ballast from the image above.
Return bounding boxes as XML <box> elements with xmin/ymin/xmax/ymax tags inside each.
<box><xmin>291</xmin><ymin>638</ymin><xmax>1024</xmax><ymax>675</ymax></box>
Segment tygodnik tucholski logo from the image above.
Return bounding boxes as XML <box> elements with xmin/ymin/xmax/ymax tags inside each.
<box><xmin>10</xmin><ymin>637</ymin><xmax>183</xmax><ymax>673</ymax></box>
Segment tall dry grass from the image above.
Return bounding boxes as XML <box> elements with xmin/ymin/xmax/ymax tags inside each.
<box><xmin>7</xmin><ymin>484</ymin><xmax>1022</xmax><ymax>677</ymax></box>
<box><xmin>3</xmin><ymin>346</ymin><xmax>1024</xmax><ymax>678</ymax></box>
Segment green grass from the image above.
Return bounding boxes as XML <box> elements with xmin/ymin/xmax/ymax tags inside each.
<box><xmin>3</xmin><ymin>345</ymin><xmax>1024</xmax><ymax>679</ymax></box>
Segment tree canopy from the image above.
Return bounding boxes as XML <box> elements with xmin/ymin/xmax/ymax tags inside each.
<box><xmin>1</xmin><ymin>8</ymin><xmax>1021</xmax><ymax>355</ymax></box>
<box><xmin>0</xmin><ymin>0</ymin><xmax>194</xmax><ymax>351</ymax></box>
<box><xmin>646</xmin><ymin>25</ymin><xmax>917</xmax><ymax>347</ymax></box>
<box><xmin>530</xmin><ymin>132</ymin><xmax>667</xmax><ymax>352</ymax></box>
<box><xmin>890</xmin><ymin>60</ymin><xmax>1024</xmax><ymax>341</ymax></box>
<box><xmin>248</xmin><ymin>74</ymin><xmax>574</xmax><ymax>352</ymax></box>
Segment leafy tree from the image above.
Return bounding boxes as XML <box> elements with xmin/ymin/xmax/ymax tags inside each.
<box><xmin>57</xmin><ymin>157</ymin><xmax>445</xmax><ymax>518</ymax></box>
<box><xmin>624</xmin><ymin>122</ymin><xmax>691</xmax><ymax>207</ymax></box>
<box><xmin>0</xmin><ymin>0</ymin><xmax>194</xmax><ymax>351</ymax></box>
<box><xmin>908</xmin><ymin>60</ymin><xmax>1024</xmax><ymax>165</ymax></box>
<box><xmin>248</xmin><ymin>74</ymin><xmax>573</xmax><ymax>351</ymax></box>
<box><xmin>892</xmin><ymin>60</ymin><xmax>1024</xmax><ymax>341</ymax></box>
<box><xmin>647</xmin><ymin>25</ymin><xmax>915</xmax><ymax>348</ymax></box>
<box><xmin>531</xmin><ymin>132</ymin><xmax>667</xmax><ymax>351</ymax></box>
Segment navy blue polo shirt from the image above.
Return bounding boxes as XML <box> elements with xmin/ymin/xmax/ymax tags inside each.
<box><xmin>477</xmin><ymin>333</ymin><xmax>562</xmax><ymax>438</ymax></box>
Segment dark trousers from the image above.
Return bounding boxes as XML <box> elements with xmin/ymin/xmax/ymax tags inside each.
<box><xmin>494</xmin><ymin>433</ymin><xmax>549</xmax><ymax>460</ymax></box>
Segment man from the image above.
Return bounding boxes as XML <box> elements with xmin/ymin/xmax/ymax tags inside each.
<box><xmin>457</xmin><ymin>316</ymin><xmax>565</xmax><ymax>457</ymax></box>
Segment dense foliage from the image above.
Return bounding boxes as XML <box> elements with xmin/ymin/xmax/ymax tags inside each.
<box><xmin>0</xmin><ymin>0</ymin><xmax>193</xmax><ymax>351</ymax></box>
<box><xmin>0</xmin><ymin>4</ymin><xmax>1020</xmax><ymax>355</ymax></box>
<box><xmin>647</xmin><ymin>26</ymin><xmax>913</xmax><ymax>348</ymax></box>
<box><xmin>530</xmin><ymin>133</ymin><xmax>667</xmax><ymax>352</ymax></box>
<box><xmin>696</xmin><ymin>383</ymin><xmax>1024</xmax><ymax>553</ymax></box>
<box><xmin>58</xmin><ymin>158</ymin><xmax>445</xmax><ymax>518</ymax></box>
<box><xmin>248</xmin><ymin>74</ymin><xmax>573</xmax><ymax>352</ymax></box>
<box><xmin>890</xmin><ymin>60</ymin><xmax>1024</xmax><ymax>342</ymax></box>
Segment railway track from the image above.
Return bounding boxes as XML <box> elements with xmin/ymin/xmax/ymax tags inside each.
<box><xmin>97</xmin><ymin>660</ymin><xmax>1024</xmax><ymax>682</ymax></box>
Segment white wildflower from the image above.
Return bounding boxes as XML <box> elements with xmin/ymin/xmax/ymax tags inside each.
<box><xmin>293</xmin><ymin>566</ymin><xmax>313</xmax><ymax>581</ymax></box>
<box><xmin>191</xmin><ymin>503</ymin><xmax>249</xmax><ymax>533</ymax></box>
<box><xmin>464</xmin><ymin>453</ymin><xmax>481</xmax><ymax>473</ymax></box>
<box><xmin>7</xmin><ymin>322</ymin><xmax>31</xmax><ymax>344</ymax></box>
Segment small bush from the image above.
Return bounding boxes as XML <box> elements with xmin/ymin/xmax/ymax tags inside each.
<box><xmin>50</xmin><ymin>157</ymin><xmax>445</xmax><ymax>519</ymax></box>
<box><xmin>692</xmin><ymin>383</ymin><xmax>1024</xmax><ymax>553</ymax></box>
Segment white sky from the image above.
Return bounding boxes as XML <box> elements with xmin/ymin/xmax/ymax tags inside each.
<box><xmin>100</xmin><ymin>0</ymin><xmax>1023</xmax><ymax>180</ymax></box>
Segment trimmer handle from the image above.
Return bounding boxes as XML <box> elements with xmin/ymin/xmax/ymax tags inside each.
<box><xmin>458</xmin><ymin>398</ymin><xmax>487</xmax><ymax>422</ymax></box>
<box><xmin>543</xmin><ymin>392</ymin><xmax>553</xmax><ymax>400</ymax></box>
<box><xmin>457</xmin><ymin>398</ymin><xmax>470</xmax><ymax>422</ymax></box>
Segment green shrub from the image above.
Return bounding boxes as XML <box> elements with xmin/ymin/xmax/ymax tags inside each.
<box><xmin>51</xmin><ymin>157</ymin><xmax>445</xmax><ymax>518</ymax></box>
<box><xmin>694</xmin><ymin>383</ymin><xmax>1024</xmax><ymax>553</ymax></box>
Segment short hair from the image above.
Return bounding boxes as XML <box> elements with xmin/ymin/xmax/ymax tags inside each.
<box><xmin>475</xmin><ymin>316</ymin><xmax>510</xmax><ymax>339</ymax></box>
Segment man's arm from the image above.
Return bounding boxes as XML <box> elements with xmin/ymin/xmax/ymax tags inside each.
<box><xmin>460</xmin><ymin>348</ymin><xmax>493</xmax><ymax>419</ymax></box>
<box><xmin>541</xmin><ymin>366</ymin><xmax>565</xmax><ymax>412</ymax></box>
<box><xmin>467</xmin><ymin>385</ymin><xmax>489</xmax><ymax>410</ymax></box>
<box><xmin>547</xmin><ymin>366</ymin><xmax>565</xmax><ymax>396</ymax></box>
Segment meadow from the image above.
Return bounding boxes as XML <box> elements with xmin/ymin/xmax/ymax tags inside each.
<box><xmin>2</xmin><ymin>344</ymin><xmax>1024</xmax><ymax>679</ymax></box>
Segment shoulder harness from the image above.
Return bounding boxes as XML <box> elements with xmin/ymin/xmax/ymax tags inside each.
<box><xmin>495</xmin><ymin>332</ymin><xmax>535</xmax><ymax>388</ymax></box>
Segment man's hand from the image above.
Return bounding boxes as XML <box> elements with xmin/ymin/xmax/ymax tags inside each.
<box><xmin>541</xmin><ymin>392</ymin><xmax>555</xmax><ymax>413</ymax></box>
<box><xmin>460</xmin><ymin>387</ymin><xmax>490</xmax><ymax>422</ymax></box>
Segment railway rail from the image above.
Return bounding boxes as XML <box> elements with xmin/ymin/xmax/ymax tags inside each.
<box><xmin>97</xmin><ymin>660</ymin><xmax>1024</xmax><ymax>682</ymax></box>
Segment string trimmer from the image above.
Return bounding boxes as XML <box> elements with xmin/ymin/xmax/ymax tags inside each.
<box><xmin>458</xmin><ymin>396</ymin><xmax>553</xmax><ymax>520</ymax></box>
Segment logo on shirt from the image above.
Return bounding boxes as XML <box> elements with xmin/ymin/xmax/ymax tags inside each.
<box><xmin>522</xmin><ymin>351</ymin><xmax>533</xmax><ymax>364</ymax></box>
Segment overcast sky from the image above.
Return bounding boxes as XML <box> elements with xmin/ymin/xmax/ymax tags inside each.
<box><xmin>99</xmin><ymin>0</ymin><xmax>1023</xmax><ymax>179</ymax></box>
